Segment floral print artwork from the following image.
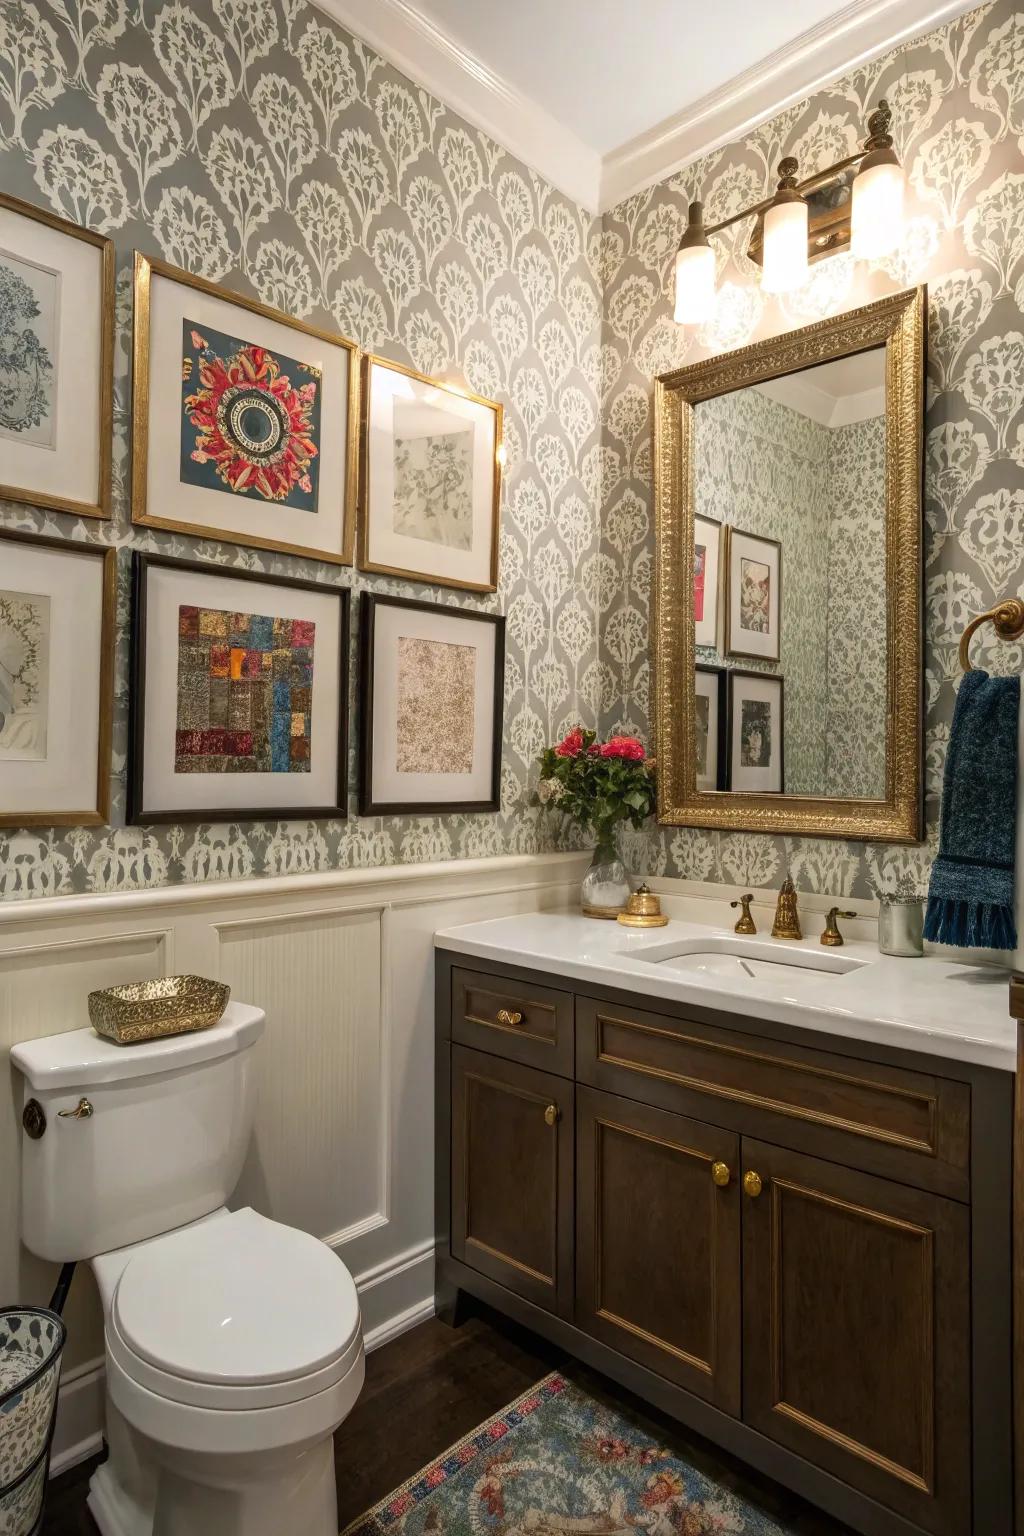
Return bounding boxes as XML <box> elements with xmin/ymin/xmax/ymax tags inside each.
<box><xmin>0</xmin><ymin>250</ymin><xmax>58</xmax><ymax>446</ymax></box>
<box><xmin>346</xmin><ymin>1373</ymin><xmax>799</xmax><ymax>1536</ymax></box>
<box><xmin>180</xmin><ymin>320</ymin><xmax>322</xmax><ymax>509</ymax></box>
<box><xmin>393</xmin><ymin>414</ymin><xmax>474</xmax><ymax>549</ymax></box>
<box><xmin>739</xmin><ymin>559</ymin><xmax>770</xmax><ymax>634</ymax></box>
<box><xmin>0</xmin><ymin>590</ymin><xmax>49</xmax><ymax>762</ymax></box>
<box><xmin>395</xmin><ymin>636</ymin><xmax>475</xmax><ymax>773</ymax></box>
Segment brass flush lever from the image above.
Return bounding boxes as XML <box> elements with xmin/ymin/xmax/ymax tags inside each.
<box><xmin>57</xmin><ymin>1097</ymin><xmax>93</xmax><ymax>1120</ymax></box>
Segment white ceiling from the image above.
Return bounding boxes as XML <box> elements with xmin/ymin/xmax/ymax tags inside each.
<box><xmin>407</xmin><ymin>0</ymin><xmax>854</xmax><ymax>156</ymax></box>
<box><xmin>320</xmin><ymin>0</ymin><xmax>978</xmax><ymax>209</ymax></box>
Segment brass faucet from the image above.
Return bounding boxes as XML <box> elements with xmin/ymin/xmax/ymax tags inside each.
<box><xmin>771</xmin><ymin>876</ymin><xmax>802</xmax><ymax>940</ymax></box>
<box><xmin>730</xmin><ymin>893</ymin><xmax>756</xmax><ymax>934</ymax></box>
<box><xmin>820</xmin><ymin>907</ymin><xmax>856</xmax><ymax>946</ymax></box>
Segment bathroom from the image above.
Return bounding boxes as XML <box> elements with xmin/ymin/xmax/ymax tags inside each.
<box><xmin>0</xmin><ymin>0</ymin><xmax>1022</xmax><ymax>1532</ymax></box>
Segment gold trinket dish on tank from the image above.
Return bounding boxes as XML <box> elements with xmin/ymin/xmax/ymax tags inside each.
<box><xmin>88</xmin><ymin>976</ymin><xmax>230</xmax><ymax>1045</ymax></box>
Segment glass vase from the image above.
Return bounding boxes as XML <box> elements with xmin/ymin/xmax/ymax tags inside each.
<box><xmin>580</xmin><ymin>829</ymin><xmax>630</xmax><ymax>919</ymax></box>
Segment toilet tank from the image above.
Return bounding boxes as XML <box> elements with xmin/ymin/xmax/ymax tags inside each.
<box><xmin>11</xmin><ymin>1001</ymin><xmax>265</xmax><ymax>1262</ymax></box>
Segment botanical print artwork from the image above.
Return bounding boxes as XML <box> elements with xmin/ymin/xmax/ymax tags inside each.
<box><xmin>694</xmin><ymin>694</ymin><xmax>710</xmax><ymax>775</ymax></box>
<box><xmin>0</xmin><ymin>589</ymin><xmax>49</xmax><ymax>761</ymax></box>
<box><xmin>174</xmin><ymin>605</ymin><xmax>315</xmax><ymax>775</ymax></box>
<box><xmin>0</xmin><ymin>250</ymin><xmax>59</xmax><ymax>448</ymax></box>
<box><xmin>694</xmin><ymin>543</ymin><xmax>707</xmax><ymax>623</ymax></box>
<box><xmin>740</xmin><ymin>700</ymin><xmax>772</xmax><ymax>768</ymax></box>
<box><xmin>180</xmin><ymin>320</ymin><xmax>322</xmax><ymax>511</ymax></box>
<box><xmin>739</xmin><ymin>559</ymin><xmax>770</xmax><ymax>634</ymax></box>
<box><xmin>392</xmin><ymin>401</ymin><xmax>474</xmax><ymax>550</ymax></box>
<box><xmin>395</xmin><ymin>637</ymin><xmax>475</xmax><ymax>774</ymax></box>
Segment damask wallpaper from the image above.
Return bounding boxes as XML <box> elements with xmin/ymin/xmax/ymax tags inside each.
<box><xmin>603</xmin><ymin>0</ymin><xmax>1024</xmax><ymax>899</ymax></box>
<box><xmin>0</xmin><ymin>0</ymin><xmax>604</xmax><ymax>898</ymax></box>
<box><xmin>0</xmin><ymin>0</ymin><xmax>1021</xmax><ymax>904</ymax></box>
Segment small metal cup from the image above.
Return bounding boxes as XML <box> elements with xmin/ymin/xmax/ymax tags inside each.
<box><xmin>878</xmin><ymin>896</ymin><xmax>924</xmax><ymax>957</ymax></box>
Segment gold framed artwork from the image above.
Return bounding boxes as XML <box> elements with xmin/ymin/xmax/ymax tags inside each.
<box><xmin>132</xmin><ymin>254</ymin><xmax>359</xmax><ymax>564</ymax></box>
<box><xmin>358</xmin><ymin>355</ymin><xmax>502</xmax><ymax>592</ymax></box>
<box><xmin>0</xmin><ymin>529</ymin><xmax>115</xmax><ymax>827</ymax></box>
<box><xmin>0</xmin><ymin>192</ymin><xmax>114</xmax><ymax>520</ymax></box>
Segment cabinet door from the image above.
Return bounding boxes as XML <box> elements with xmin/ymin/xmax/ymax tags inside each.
<box><xmin>741</xmin><ymin>1138</ymin><xmax>970</xmax><ymax>1536</ymax></box>
<box><xmin>576</xmin><ymin>1086</ymin><xmax>741</xmax><ymax>1413</ymax></box>
<box><xmin>451</xmin><ymin>1044</ymin><xmax>573</xmax><ymax>1317</ymax></box>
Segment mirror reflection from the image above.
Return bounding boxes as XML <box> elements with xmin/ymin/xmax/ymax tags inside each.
<box><xmin>691</xmin><ymin>345</ymin><xmax>887</xmax><ymax>801</ymax></box>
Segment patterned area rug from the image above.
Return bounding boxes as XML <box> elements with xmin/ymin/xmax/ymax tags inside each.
<box><xmin>342</xmin><ymin>1372</ymin><xmax>802</xmax><ymax>1536</ymax></box>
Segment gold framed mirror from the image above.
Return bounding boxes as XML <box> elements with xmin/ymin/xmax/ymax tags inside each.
<box><xmin>653</xmin><ymin>286</ymin><xmax>925</xmax><ymax>843</ymax></box>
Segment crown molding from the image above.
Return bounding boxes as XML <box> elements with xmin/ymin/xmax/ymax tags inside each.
<box><xmin>597</xmin><ymin>0</ymin><xmax>977</xmax><ymax>208</ymax></box>
<box><xmin>315</xmin><ymin>0</ymin><xmax>977</xmax><ymax>216</ymax></box>
<box><xmin>312</xmin><ymin>0</ymin><xmax>603</xmax><ymax>210</ymax></box>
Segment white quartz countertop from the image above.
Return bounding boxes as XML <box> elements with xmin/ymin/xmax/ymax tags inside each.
<box><xmin>434</xmin><ymin>912</ymin><xmax>1018</xmax><ymax>1071</ymax></box>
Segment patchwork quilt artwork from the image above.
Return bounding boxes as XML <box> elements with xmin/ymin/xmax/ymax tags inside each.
<box><xmin>0</xmin><ymin>250</ymin><xmax>59</xmax><ymax>448</ymax></box>
<box><xmin>180</xmin><ymin>320</ymin><xmax>322</xmax><ymax>511</ymax></box>
<box><xmin>396</xmin><ymin>636</ymin><xmax>476</xmax><ymax>774</ymax></box>
<box><xmin>174</xmin><ymin>605</ymin><xmax>315</xmax><ymax>775</ymax></box>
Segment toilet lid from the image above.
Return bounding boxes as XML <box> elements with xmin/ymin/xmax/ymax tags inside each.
<box><xmin>112</xmin><ymin>1208</ymin><xmax>361</xmax><ymax>1389</ymax></box>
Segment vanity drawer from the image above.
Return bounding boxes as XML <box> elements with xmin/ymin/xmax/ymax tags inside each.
<box><xmin>576</xmin><ymin>996</ymin><xmax>970</xmax><ymax>1199</ymax></box>
<box><xmin>452</xmin><ymin>966</ymin><xmax>574</xmax><ymax>1075</ymax></box>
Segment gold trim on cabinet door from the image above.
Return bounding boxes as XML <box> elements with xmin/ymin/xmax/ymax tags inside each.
<box><xmin>653</xmin><ymin>285</ymin><xmax>925</xmax><ymax>843</ymax></box>
<box><xmin>130</xmin><ymin>251</ymin><xmax>359</xmax><ymax>565</ymax></box>
<box><xmin>0</xmin><ymin>192</ymin><xmax>114</xmax><ymax>522</ymax></box>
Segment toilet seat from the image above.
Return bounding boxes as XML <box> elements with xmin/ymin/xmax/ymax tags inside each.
<box><xmin>108</xmin><ymin>1207</ymin><xmax>362</xmax><ymax>1411</ymax></box>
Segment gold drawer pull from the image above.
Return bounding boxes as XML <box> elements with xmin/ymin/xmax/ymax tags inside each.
<box><xmin>58</xmin><ymin>1097</ymin><xmax>93</xmax><ymax>1120</ymax></box>
<box><xmin>711</xmin><ymin>1160</ymin><xmax>731</xmax><ymax>1188</ymax></box>
<box><xmin>544</xmin><ymin>1103</ymin><xmax>560</xmax><ymax>1127</ymax></box>
<box><xmin>496</xmin><ymin>1008</ymin><xmax>524</xmax><ymax>1027</ymax></box>
<box><xmin>743</xmin><ymin>1169</ymin><xmax>763</xmax><ymax>1198</ymax></box>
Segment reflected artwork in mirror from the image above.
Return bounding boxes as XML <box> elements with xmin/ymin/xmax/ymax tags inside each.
<box><xmin>654</xmin><ymin>287</ymin><xmax>925</xmax><ymax>844</ymax></box>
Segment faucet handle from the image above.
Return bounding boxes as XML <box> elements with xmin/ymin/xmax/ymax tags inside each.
<box><xmin>820</xmin><ymin>907</ymin><xmax>857</xmax><ymax>947</ymax></box>
<box><xmin>730</xmin><ymin>893</ymin><xmax>756</xmax><ymax>934</ymax></box>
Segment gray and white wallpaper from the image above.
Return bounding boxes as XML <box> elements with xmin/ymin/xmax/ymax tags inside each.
<box><xmin>0</xmin><ymin>0</ymin><xmax>1022</xmax><ymax>902</ymax></box>
<box><xmin>603</xmin><ymin>0</ymin><xmax>1024</xmax><ymax>899</ymax></box>
<box><xmin>0</xmin><ymin>0</ymin><xmax>604</xmax><ymax>897</ymax></box>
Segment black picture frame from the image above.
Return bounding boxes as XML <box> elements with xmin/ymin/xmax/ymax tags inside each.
<box><xmin>128</xmin><ymin>552</ymin><xmax>349</xmax><ymax>824</ymax></box>
<box><xmin>694</xmin><ymin>664</ymin><xmax>727</xmax><ymax>791</ymax></box>
<box><xmin>726</xmin><ymin>669</ymin><xmax>785</xmax><ymax>794</ymax></box>
<box><xmin>358</xmin><ymin>592</ymin><xmax>505</xmax><ymax>816</ymax></box>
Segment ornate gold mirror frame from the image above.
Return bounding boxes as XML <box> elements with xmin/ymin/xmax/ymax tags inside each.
<box><xmin>653</xmin><ymin>285</ymin><xmax>925</xmax><ymax>843</ymax></box>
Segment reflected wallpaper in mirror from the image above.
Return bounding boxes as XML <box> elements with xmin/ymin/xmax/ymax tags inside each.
<box><xmin>692</xmin><ymin>346</ymin><xmax>887</xmax><ymax>801</ymax></box>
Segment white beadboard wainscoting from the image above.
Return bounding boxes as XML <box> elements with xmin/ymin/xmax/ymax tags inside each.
<box><xmin>0</xmin><ymin>850</ymin><xmax>588</xmax><ymax>1476</ymax></box>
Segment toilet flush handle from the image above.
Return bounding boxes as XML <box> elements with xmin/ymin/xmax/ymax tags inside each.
<box><xmin>57</xmin><ymin>1097</ymin><xmax>94</xmax><ymax>1120</ymax></box>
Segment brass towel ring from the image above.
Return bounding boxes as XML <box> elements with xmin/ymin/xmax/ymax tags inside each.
<box><xmin>958</xmin><ymin>599</ymin><xmax>1024</xmax><ymax>672</ymax></box>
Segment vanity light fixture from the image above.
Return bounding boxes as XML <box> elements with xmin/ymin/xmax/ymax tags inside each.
<box><xmin>673</xmin><ymin>99</ymin><xmax>905</xmax><ymax>324</ymax></box>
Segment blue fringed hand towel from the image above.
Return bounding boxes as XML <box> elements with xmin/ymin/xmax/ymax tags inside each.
<box><xmin>924</xmin><ymin>668</ymin><xmax>1019</xmax><ymax>950</ymax></box>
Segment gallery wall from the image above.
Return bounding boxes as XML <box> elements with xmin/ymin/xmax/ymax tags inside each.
<box><xmin>602</xmin><ymin>0</ymin><xmax>1024</xmax><ymax>899</ymax></box>
<box><xmin>0</xmin><ymin>0</ymin><xmax>604</xmax><ymax>899</ymax></box>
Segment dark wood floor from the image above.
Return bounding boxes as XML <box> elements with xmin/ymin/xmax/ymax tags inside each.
<box><xmin>43</xmin><ymin>1301</ymin><xmax>848</xmax><ymax>1534</ymax></box>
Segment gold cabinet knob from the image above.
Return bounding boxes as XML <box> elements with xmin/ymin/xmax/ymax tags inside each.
<box><xmin>496</xmin><ymin>1008</ymin><xmax>524</xmax><ymax>1026</ymax></box>
<box><xmin>711</xmin><ymin>1160</ymin><xmax>732</xmax><ymax>1188</ymax></box>
<box><xmin>543</xmin><ymin>1103</ymin><xmax>560</xmax><ymax>1127</ymax></box>
<box><xmin>743</xmin><ymin>1169</ymin><xmax>763</xmax><ymax>1198</ymax></box>
<box><xmin>57</xmin><ymin>1097</ymin><xmax>93</xmax><ymax>1120</ymax></box>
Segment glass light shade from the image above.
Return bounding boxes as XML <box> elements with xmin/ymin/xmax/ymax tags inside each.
<box><xmin>673</xmin><ymin>242</ymin><xmax>715</xmax><ymax>325</ymax></box>
<box><xmin>760</xmin><ymin>197</ymin><xmax>808</xmax><ymax>294</ymax></box>
<box><xmin>851</xmin><ymin>158</ymin><xmax>905</xmax><ymax>259</ymax></box>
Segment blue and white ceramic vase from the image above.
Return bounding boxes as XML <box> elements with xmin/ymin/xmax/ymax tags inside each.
<box><xmin>0</xmin><ymin>1308</ymin><xmax>67</xmax><ymax>1536</ymax></box>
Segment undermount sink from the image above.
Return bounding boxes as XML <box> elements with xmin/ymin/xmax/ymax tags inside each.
<box><xmin>631</xmin><ymin>935</ymin><xmax>868</xmax><ymax>985</ymax></box>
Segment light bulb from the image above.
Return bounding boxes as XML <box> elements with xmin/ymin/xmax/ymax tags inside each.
<box><xmin>761</xmin><ymin>197</ymin><xmax>808</xmax><ymax>294</ymax></box>
<box><xmin>851</xmin><ymin>157</ymin><xmax>905</xmax><ymax>260</ymax></box>
<box><xmin>674</xmin><ymin>241</ymin><xmax>715</xmax><ymax>325</ymax></box>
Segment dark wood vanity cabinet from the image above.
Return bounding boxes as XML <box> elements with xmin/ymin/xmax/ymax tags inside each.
<box><xmin>436</xmin><ymin>955</ymin><xmax>1013</xmax><ymax>1536</ymax></box>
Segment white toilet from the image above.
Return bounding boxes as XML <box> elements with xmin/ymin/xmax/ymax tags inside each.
<box><xmin>12</xmin><ymin>1002</ymin><xmax>365</xmax><ymax>1536</ymax></box>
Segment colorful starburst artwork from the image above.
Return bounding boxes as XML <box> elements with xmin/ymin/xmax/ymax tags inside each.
<box><xmin>179</xmin><ymin>320</ymin><xmax>322</xmax><ymax>511</ymax></box>
<box><xmin>174</xmin><ymin>605</ymin><xmax>315</xmax><ymax>774</ymax></box>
